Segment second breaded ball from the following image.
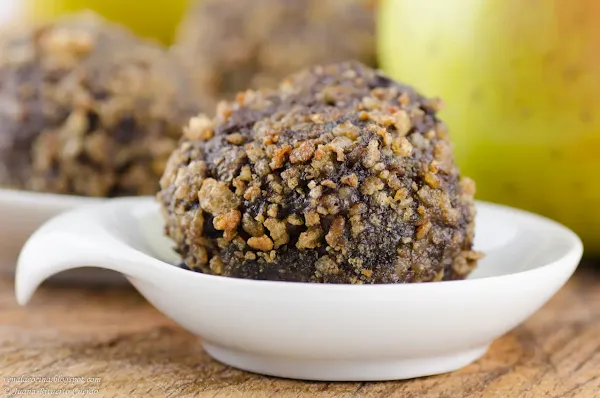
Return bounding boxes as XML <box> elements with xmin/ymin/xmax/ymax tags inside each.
<box><xmin>174</xmin><ymin>0</ymin><xmax>377</xmax><ymax>110</ymax></box>
<box><xmin>0</xmin><ymin>12</ymin><xmax>198</xmax><ymax>196</ymax></box>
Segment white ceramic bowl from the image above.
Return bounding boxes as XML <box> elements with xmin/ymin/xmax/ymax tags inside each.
<box><xmin>0</xmin><ymin>188</ymin><xmax>123</xmax><ymax>283</ymax></box>
<box><xmin>15</xmin><ymin>198</ymin><xmax>583</xmax><ymax>381</ymax></box>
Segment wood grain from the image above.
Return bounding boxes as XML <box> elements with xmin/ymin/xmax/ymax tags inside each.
<box><xmin>0</xmin><ymin>264</ymin><xmax>599</xmax><ymax>398</ymax></box>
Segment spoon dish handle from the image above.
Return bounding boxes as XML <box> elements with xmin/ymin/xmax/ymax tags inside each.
<box><xmin>15</xmin><ymin>198</ymin><xmax>165</xmax><ymax>305</ymax></box>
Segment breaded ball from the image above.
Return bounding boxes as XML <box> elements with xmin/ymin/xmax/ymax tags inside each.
<box><xmin>0</xmin><ymin>12</ymin><xmax>198</xmax><ymax>196</ymax></box>
<box><xmin>159</xmin><ymin>62</ymin><xmax>481</xmax><ymax>284</ymax></box>
<box><xmin>174</xmin><ymin>0</ymin><xmax>377</xmax><ymax>110</ymax></box>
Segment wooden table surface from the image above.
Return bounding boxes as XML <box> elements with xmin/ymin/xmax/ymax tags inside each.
<box><xmin>1</xmin><ymin>263</ymin><xmax>599</xmax><ymax>398</ymax></box>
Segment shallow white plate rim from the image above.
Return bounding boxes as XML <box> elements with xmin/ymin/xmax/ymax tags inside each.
<box><xmin>62</xmin><ymin>197</ymin><xmax>583</xmax><ymax>291</ymax></box>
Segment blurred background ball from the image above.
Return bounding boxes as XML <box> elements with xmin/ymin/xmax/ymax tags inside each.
<box><xmin>173</xmin><ymin>0</ymin><xmax>378</xmax><ymax>111</ymax></box>
<box><xmin>0</xmin><ymin>12</ymin><xmax>198</xmax><ymax>197</ymax></box>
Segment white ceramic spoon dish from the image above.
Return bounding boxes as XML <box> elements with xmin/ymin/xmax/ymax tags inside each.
<box><xmin>15</xmin><ymin>198</ymin><xmax>582</xmax><ymax>381</ymax></box>
<box><xmin>0</xmin><ymin>188</ymin><xmax>122</xmax><ymax>283</ymax></box>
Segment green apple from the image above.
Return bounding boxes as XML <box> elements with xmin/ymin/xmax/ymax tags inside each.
<box><xmin>379</xmin><ymin>0</ymin><xmax>600</xmax><ymax>253</ymax></box>
<box><xmin>17</xmin><ymin>0</ymin><xmax>190</xmax><ymax>44</ymax></box>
